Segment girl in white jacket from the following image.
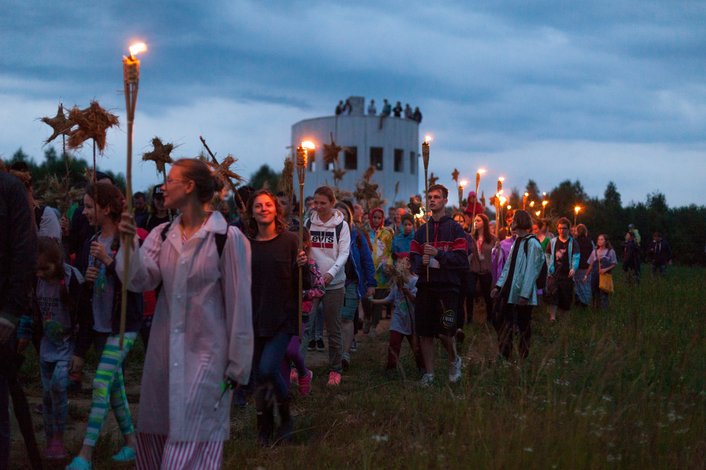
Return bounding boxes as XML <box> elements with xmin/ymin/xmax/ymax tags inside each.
<box><xmin>305</xmin><ymin>186</ymin><xmax>350</xmax><ymax>386</ymax></box>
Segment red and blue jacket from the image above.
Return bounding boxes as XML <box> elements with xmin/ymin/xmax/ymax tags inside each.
<box><xmin>410</xmin><ymin>215</ymin><xmax>469</xmax><ymax>290</ymax></box>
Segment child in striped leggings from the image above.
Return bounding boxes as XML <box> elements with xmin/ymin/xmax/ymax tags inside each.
<box><xmin>67</xmin><ymin>183</ymin><xmax>143</xmax><ymax>470</ymax></box>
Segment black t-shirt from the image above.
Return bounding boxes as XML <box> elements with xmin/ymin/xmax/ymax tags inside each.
<box><xmin>250</xmin><ymin>231</ymin><xmax>301</xmax><ymax>337</ymax></box>
<box><xmin>145</xmin><ymin>214</ymin><xmax>171</xmax><ymax>233</ymax></box>
<box><xmin>548</xmin><ymin>238</ymin><xmax>570</xmax><ymax>276</ymax></box>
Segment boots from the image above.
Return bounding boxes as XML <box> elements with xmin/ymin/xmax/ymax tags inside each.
<box><xmin>275</xmin><ymin>399</ymin><xmax>293</xmax><ymax>444</ymax></box>
<box><xmin>256</xmin><ymin>405</ymin><xmax>274</xmax><ymax>447</ymax></box>
<box><xmin>255</xmin><ymin>388</ymin><xmax>274</xmax><ymax>447</ymax></box>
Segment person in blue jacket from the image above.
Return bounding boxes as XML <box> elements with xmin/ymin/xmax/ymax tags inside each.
<box><xmin>545</xmin><ymin>217</ymin><xmax>580</xmax><ymax>321</ymax></box>
<box><xmin>392</xmin><ymin>214</ymin><xmax>415</xmax><ymax>262</ymax></box>
<box><xmin>335</xmin><ymin>202</ymin><xmax>376</xmax><ymax>369</ymax></box>
<box><xmin>491</xmin><ymin>210</ymin><xmax>545</xmax><ymax>359</ymax></box>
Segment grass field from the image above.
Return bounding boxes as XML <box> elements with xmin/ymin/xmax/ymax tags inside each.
<box><xmin>9</xmin><ymin>266</ymin><xmax>706</xmax><ymax>469</ymax></box>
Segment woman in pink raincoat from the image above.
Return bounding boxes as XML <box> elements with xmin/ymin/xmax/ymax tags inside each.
<box><xmin>118</xmin><ymin>158</ymin><xmax>253</xmax><ymax>469</ymax></box>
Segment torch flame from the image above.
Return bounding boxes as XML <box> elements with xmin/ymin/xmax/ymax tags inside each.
<box><xmin>459</xmin><ymin>179</ymin><xmax>468</xmax><ymax>188</ymax></box>
<box><xmin>542</xmin><ymin>200</ymin><xmax>548</xmax><ymax>207</ymax></box>
<box><xmin>301</xmin><ymin>140</ymin><xmax>315</xmax><ymax>150</ymax></box>
<box><xmin>574</xmin><ymin>205</ymin><xmax>581</xmax><ymax>214</ymax></box>
<box><xmin>498</xmin><ymin>177</ymin><xmax>505</xmax><ymax>182</ymax></box>
<box><xmin>477</xmin><ymin>168</ymin><xmax>486</xmax><ymax>175</ymax></box>
<box><xmin>535</xmin><ymin>210</ymin><xmax>541</xmax><ymax>217</ymax></box>
<box><xmin>129</xmin><ymin>42</ymin><xmax>148</xmax><ymax>58</ymax></box>
<box><xmin>424</xmin><ymin>135</ymin><xmax>432</xmax><ymax>144</ymax></box>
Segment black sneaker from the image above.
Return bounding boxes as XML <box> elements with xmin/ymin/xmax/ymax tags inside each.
<box><xmin>316</xmin><ymin>339</ymin><xmax>325</xmax><ymax>351</ymax></box>
<box><xmin>307</xmin><ymin>340</ymin><xmax>316</xmax><ymax>351</ymax></box>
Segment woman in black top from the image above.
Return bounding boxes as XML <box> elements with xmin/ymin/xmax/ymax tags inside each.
<box><xmin>246</xmin><ymin>190</ymin><xmax>308</xmax><ymax>446</ymax></box>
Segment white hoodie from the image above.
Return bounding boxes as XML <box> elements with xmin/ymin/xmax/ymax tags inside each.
<box><xmin>308</xmin><ymin>209</ymin><xmax>350</xmax><ymax>290</ymax></box>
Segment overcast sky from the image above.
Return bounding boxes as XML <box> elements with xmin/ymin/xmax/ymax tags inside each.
<box><xmin>2</xmin><ymin>0</ymin><xmax>705</xmax><ymax>207</ymax></box>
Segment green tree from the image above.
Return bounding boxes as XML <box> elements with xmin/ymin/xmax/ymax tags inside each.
<box><xmin>249</xmin><ymin>164</ymin><xmax>280</xmax><ymax>190</ymax></box>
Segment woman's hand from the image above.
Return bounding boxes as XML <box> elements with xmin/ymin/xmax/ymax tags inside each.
<box><xmin>323</xmin><ymin>273</ymin><xmax>333</xmax><ymax>285</ymax></box>
<box><xmin>296</xmin><ymin>250</ymin><xmax>308</xmax><ymax>267</ymax></box>
<box><xmin>118</xmin><ymin>211</ymin><xmax>137</xmax><ymax>239</ymax></box>
<box><xmin>90</xmin><ymin>241</ymin><xmax>111</xmax><ymax>265</ymax></box>
<box><xmin>85</xmin><ymin>266</ymin><xmax>99</xmax><ymax>283</ymax></box>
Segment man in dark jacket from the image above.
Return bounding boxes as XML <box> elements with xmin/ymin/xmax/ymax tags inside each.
<box><xmin>410</xmin><ymin>184</ymin><xmax>469</xmax><ymax>385</ymax></box>
<box><xmin>0</xmin><ymin>171</ymin><xmax>39</xmax><ymax>469</ymax></box>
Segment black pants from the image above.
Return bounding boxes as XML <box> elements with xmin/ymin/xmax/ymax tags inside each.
<box><xmin>461</xmin><ymin>271</ymin><xmax>494</xmax><ymax>328</ymax></box>
<box><xmin>497</xmin><ymin>303</ymin><xmax>533</xmax><ymax>360</ymax></box>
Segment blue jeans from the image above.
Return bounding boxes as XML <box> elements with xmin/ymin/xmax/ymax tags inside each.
<box><xmin>254</xmin><ymin>333</ymin><xmax>292</xmax><ymax>402</ymax></box>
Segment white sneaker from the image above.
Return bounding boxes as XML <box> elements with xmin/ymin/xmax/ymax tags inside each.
<box><xmin>449</xmin><ymin>356</ymin><xmax>462</xmax><ymax>383</ymax></box>
<box><xmin>419</xmin><ymin>373</ymin><xmax>435</xmax><ymax>387</ymax></box>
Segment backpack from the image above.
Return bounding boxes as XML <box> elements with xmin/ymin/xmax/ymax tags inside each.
<box><xmin>155</xmin><ymin>221</ymin><xmax>228</xmax><ymax>295</ymax></box>
<box><xmin>159</xmin><ymin>221</ymin><xmax>228</xmax><ymax>256</ymax></box>
<box><xmin>524</xmin><ymin>235</ymin><xmax>547</xmax><ymax>290</ymax></box>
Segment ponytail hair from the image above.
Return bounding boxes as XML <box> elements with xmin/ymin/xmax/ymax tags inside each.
<box><xmin>172</xmin><ymin>158</ymin><xmax>225</xmax><ymax>204</ymax></box>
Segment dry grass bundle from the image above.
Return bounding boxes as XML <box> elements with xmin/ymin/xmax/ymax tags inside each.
<box><xmin>451</xmin><ymin>168</ymin><xmax>459</xmax><ymax>183</ymax></box>
<box><xmin>322</xmin><ymin>133</ymin><xmax>342</xmax><ymax>166</ymax></box>
<box><xmin>34</xmin><ymin>175</ymin><xmax>84</xmax><ymax>214</ymax></box>
<box><xmin>215</xmin><ymin>155</ymin><xmax>245</xmax><ymax>185</ymax></box>
<box><xmin>332</xmin><ymin>168</ymin><xmax>346</xmax><ymax>184</ymax></box>
<box><xmin>41</xmin><ymin>103</ymin><xmax>75</xmax><ymax>144</ymax></box>
<box><xmin>428</xmin><ymin>172</ymin><xmax>439</xmax><ymax>186</ymax></box>
<box><xmin>67</xmin><ymin>101</ymin><xmax>119</xmax><ymax>153</ymax></box>
<box><xmin>142</xmin><ymin>137</ymin><xmax>175</xmax><ymax>174</ymax></box>
<box><xmin>354</xmin><ymin>165</ymin><xmax>385</xmax><ymax>209</ymax></box>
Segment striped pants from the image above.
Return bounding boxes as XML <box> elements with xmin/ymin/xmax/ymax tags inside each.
<box><xmin>83</xmin><ymin>333</ymin><xmax>136</xmax><ymax>447</ymax></box>
<box><xmin>136</xmin><ymin>432</ymin><xmax>223</xmax><ymax>470</ymax></box>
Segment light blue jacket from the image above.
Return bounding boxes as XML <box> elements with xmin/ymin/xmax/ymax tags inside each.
<box><xmin>548</xmin><ymin>236</ymin><xmax>580</xmax><ymax>275</ymax></box>
<box><xmin>496</xmin><ymin>235</ymin><xmax>545</xmax><ymax>306</ymax></box>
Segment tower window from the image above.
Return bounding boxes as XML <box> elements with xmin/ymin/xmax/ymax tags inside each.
<box><xmin>370</xmin><ymin>147</ymin><xmax>383</xmax><ymax>170</ymax></box>
<box><xmin>344</xmin><ymin>146</ymin><xmax>358</xmax><ymax>170</ymax></box>
<box><xmin>409</xmin><ymin>151</ymin><xmax>416</xmax><ymax>175</ymax></box>
<box><xmin>394</xmin><ymin>149</ymin><xmax>404</xmax><ymax>172</ymax></box>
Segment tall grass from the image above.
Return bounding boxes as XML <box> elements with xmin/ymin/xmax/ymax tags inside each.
<box><xmin>10</xmin><ymin>267</ymin><xmax>705</xmax><ymax>469</ymax></box>
<box><xmin>224</xmin><ymin>267</ymin><xmax>705</xmax><ymax>469</ymax></box>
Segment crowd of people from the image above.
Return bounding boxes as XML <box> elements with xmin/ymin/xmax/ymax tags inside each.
<box><xmin>334</xmin><ymin>98</ymin><xmax>423</xmax><ymax>125</ymax></box>
<box><xmin>0</xmin><ymin>160</ymin><xmax>674</xmax><ymax>469</ymax></box>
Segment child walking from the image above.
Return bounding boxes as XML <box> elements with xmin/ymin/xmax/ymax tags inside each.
<box><xmin>370</xmin><ymin>256</ymin><xmax>423</xmax><ymax>371</ymax></box>
<box><xmin>33</xmin><ymin>237</ymin><xmax>83</xmax><ymax>459</ymax></box>
<box><xmin>67</xmin><ymin>182</ymin><xmax>143</xmax><ymax>470</ymax></box>
<box><xmin>287</xmin><ymin>229</ymin><xmax>324</xmax><ymax>396</ymax></box>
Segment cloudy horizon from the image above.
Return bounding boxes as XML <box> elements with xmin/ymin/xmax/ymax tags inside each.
<box><xmin>2</xmin><ymin>0</ymin><xmax>705</xmax><ymax>207</ymax></box>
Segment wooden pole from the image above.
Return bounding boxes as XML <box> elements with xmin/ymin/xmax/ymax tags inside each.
<box><xmin>421</xmin><ymin>139</ymin><xmax>430</xmax><ymax>281</ymax></box>
<box><xmin>119</xmin><ymin>54</ymin><xmax>140</xmax><ymax>349</ymax></box>
<box><xmin>295</xmin><ymin>146</ymin><xmax>308</xmax><ymax>337</ymax></box>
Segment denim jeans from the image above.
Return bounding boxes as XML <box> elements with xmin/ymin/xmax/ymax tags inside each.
<box><xmin>254</xmin><ymin>332</ymin><xmax>292</xmax><ymax>402</ymax></box>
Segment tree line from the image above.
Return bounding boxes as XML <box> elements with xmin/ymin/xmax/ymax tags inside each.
<box><xmin>3</xmin><ymin>147</ymin><xmax>705</xmax><ymax>265</ymax></box>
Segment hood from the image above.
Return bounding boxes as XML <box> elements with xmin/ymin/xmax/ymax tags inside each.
<box><xmin>309</xmin><ymin>208</ymin><xmax>344</xmax><ymax>227</ymax></box>
<box><xmin>369</xmin><ymin>207</ymin><xmax>385</xmax><ymax>230</ymax></box>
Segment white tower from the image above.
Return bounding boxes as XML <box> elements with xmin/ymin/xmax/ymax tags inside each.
<box><xmin>291</xmin><ymin>96</ymin><xmax>420</xmax><ymax>206</ymax></box>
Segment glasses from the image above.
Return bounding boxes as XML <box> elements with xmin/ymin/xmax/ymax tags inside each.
<box><xmin>165</xmin><ymin>178</ymin><xmax>188</xmax><ymax>185</ymax></box>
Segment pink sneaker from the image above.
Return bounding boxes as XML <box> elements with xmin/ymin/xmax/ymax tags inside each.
<box><xmin>289</xmin><ymin>368</ymin><xmax>299</xmax><ymax>386</ymax></box>
<box><xmin>298</xmin><ymin>369</ymin><xmax>313</xmax><ymax>396</ymax></box>
<box><xmin>44</xmin><ymin>437</ymin><xmax>67</xmax><ymax>460</ymax></box>
<box><xmin>327</xmin><ymin>371</ymin><xmax>342</xmax><ymax>386</ymax></box>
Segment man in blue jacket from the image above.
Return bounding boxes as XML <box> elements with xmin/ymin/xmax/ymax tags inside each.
<box><xmin>410</xmin><ymin>185</ymin><xmax>469</xmax><ymax>385</ymax></box>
